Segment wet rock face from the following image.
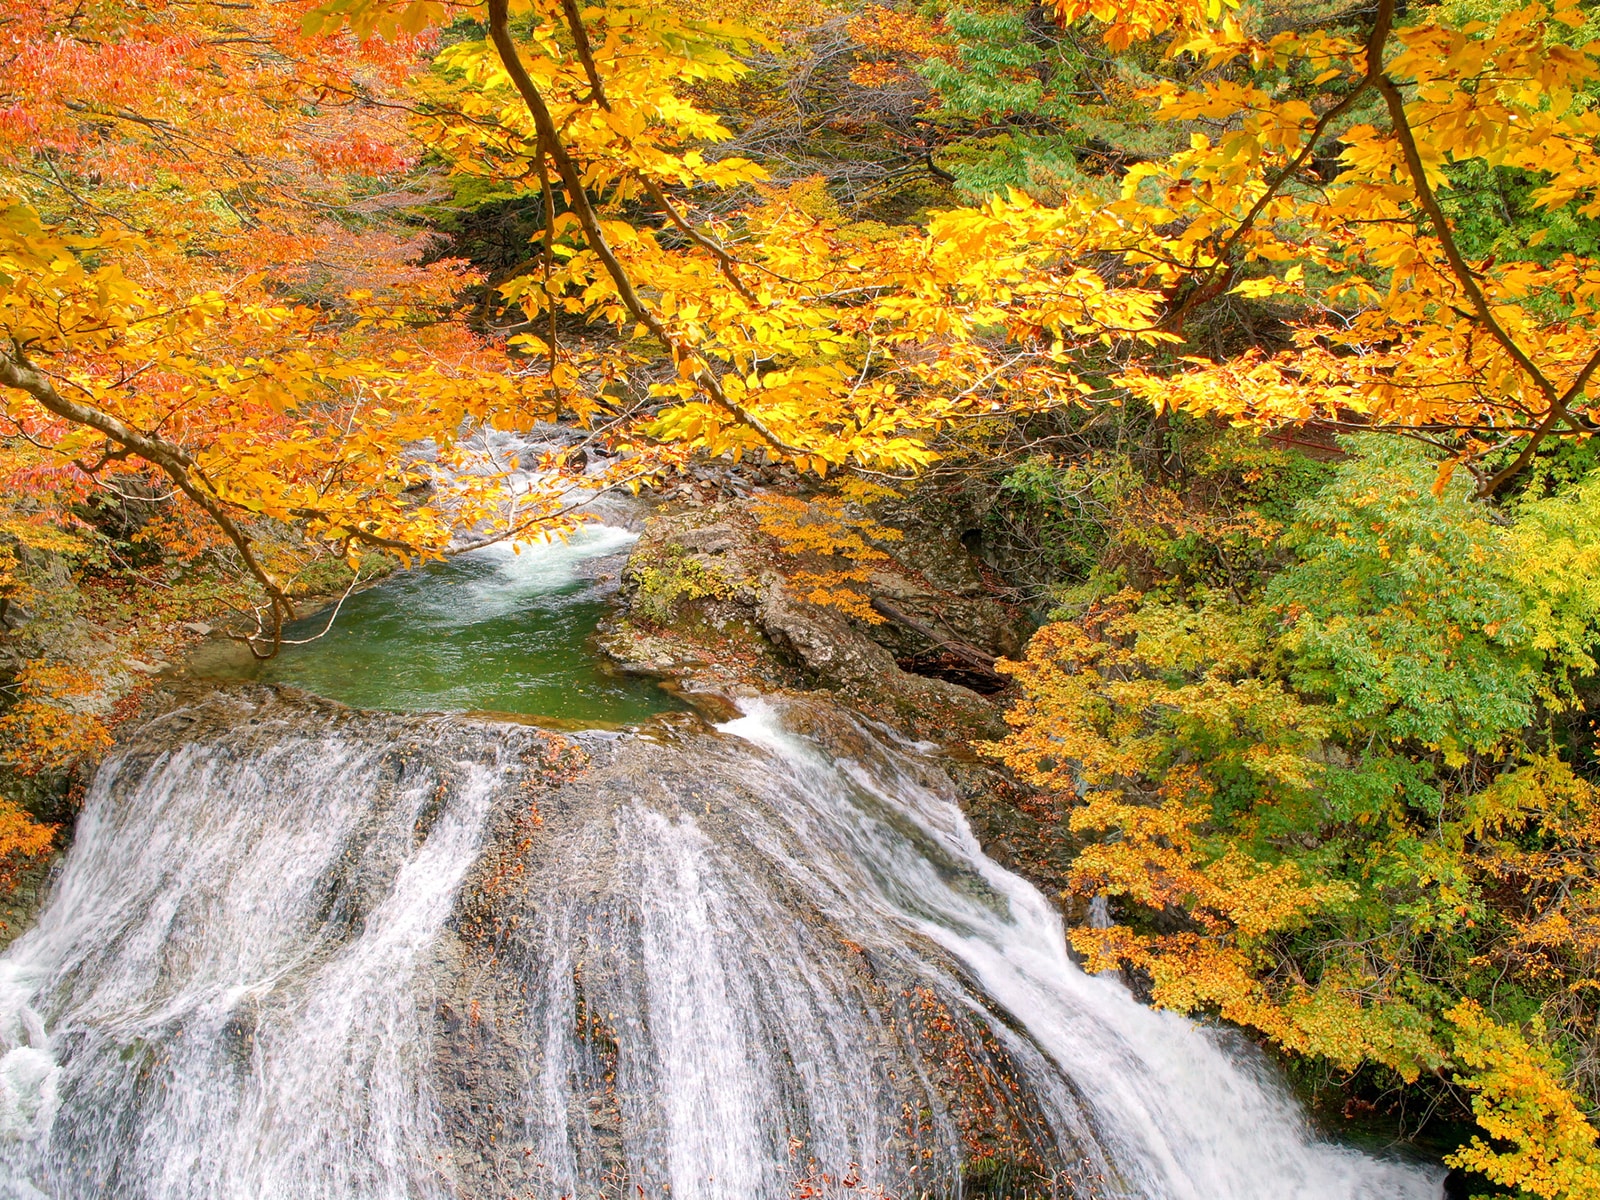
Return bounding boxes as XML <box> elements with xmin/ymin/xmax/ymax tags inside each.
<box><xmin>11</xmin><ymin>685</ymin><xmax>1083</xmax><ymax>1200</ymax></box>
<box><xmin>3</xmin><ymin>687</ymin><xmax>1445</xmax><ymax>1200</ymax></box>
<box><xmin>603</xmin><ymin>503</ymin><xmax>1017</xmax><ymax>740</ymax></box>
<box><xmin>437</xmin><ymin>711</ymin><xmax>1079</xmax><ymax>1199</ymax></box>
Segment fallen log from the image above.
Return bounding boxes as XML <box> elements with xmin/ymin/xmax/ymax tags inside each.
<box><xmin>868</xmin><ymin>596</ymin><xmax>1006</xmax><ymax>685</ymax></box>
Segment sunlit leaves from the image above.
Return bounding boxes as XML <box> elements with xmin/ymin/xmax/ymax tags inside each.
<box><xmin>1448</xmin><ymin>1002</ymin><xmax>1600</xmax><ymax>1199</ymax></box>
<box><xmin>1089</xmin><ymin>1</ymin><xmax>1600</xmax><ymax>474</ymax></box>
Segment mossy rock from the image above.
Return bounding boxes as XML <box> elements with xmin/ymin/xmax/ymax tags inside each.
<box><xmin>627</xmin><ymin>543</ymin><xmax>738</xmax><ymax>626</ymax></box>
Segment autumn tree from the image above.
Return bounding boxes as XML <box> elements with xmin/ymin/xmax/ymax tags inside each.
<box><xmin>8</xmin><ymin>0</ymin><xmax>1599</xmax><ymax>644</ymax></box>
<box><xmin>986</xmin><ymin>437</ymin><xmax>1600</xmax><ymax>1197</ymax></box>
<box><xmin>0</xmin><ymin>0</ymin><xmax>610</xmax><ymax>658</ymax></box>
<box><xmin>10</xmin><ymin>1</ymin><xmax>1600</xmax><ymax>1185</ymax></box>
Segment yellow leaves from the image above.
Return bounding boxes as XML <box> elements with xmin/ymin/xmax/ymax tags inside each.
<box><xmin>752</xmin><ymin>494</ymin><xmax>900</xmax><ymax>620</ymax></box>
<box><xmin>1053</xmin><ymin>0</ymin><xmax>1226</xmax><ymax>52</ymax></box>
<box><xmin>0</xmin><ymin>801</ymin><xmax>52</xmax><ymax>862</ymax></box>
<box><xmin>753</xmin><ymin>493</ymin><xmax>898</xmax><ymax>560</ymax></box>
<box><xmin>0</xmin><ymin>661</ymin><xmax>112</xmax><ymax>777</ymax></box>
<box><xmin>1123</xmin><ymin>348</ymin><xmax>1364</xmax><ymax>426</ymax></box>
<box><xmin>1041</xmin><ymin>0</ymin><xmax>1600</xmax><ymax>462</ymax></box>
<box><xmin>0</xmin><ymin>798</ymin><xmax>53</xmax><ymax>901</ymax></box>
<box><xmin>793</xmin><ymin>571</ymin><xmax>885</xmax><ymax>623</ymax></box>
<box><xmin>1463</xmin><ymin>755</ymin><xmax>1586</xmax><ymax>839</ymax></box>
<box><xmin>1447</xmin><ymin>1002</ymin><xmax>1600</xmax><ymax>1200</ymax></box>
<box><xmin>303</xmin><ymin>0</ymin><xmax>446</xmax><ymax>40</ymax></box>
<box><xmin>1228</xmin><ymin>263</ymin><xmax>1303</xmax><ymax>300</ymax></box>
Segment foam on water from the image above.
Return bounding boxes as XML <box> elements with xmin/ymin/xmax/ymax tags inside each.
<box><xmin>721</xmin><ymin>702</ymin><xmax>1442</xmax><ymax>1200</ymax></box>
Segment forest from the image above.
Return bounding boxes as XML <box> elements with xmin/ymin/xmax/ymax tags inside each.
<box><xmin>3</xmin><ymin>0</ymin><xmax>1600</xmax><ymax>1195</ymax></box>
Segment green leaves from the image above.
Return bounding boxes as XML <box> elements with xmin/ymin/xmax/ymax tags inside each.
<box><xmin>1268</xmin><ymin>438</ymin><xmax>1541</xmax><ymax>756</ymax></box>
<box><xmin>995</xmin><ymin>435</ymin><xmax>1600</xmax><ymax>1186</ymax></box>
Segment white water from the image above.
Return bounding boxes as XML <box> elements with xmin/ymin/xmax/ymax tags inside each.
<box><xmin>0</xmin><ymin>707</ymin><xmax>511</xmax><ymax>1199</ymax></box>
<box><xmin>719</xmin><ymin>704</ymin><xmax>1442</xmax><ymax>1200</ymax></box>
<box><xmin>0</xmin><ymin>694</ymin><xmax>1443</xmax><ymax>1199</ymax></box>
<box><xmin>416</xmin><ymin>524</ymin><xmax>641</xmax><ymax>626</ymax></box>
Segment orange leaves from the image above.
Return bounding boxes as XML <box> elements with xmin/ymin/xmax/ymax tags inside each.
<box><xmin>847</xmin><ymin>6</ymin><xmax>947</xmax><ymax>60</ymax></box>
<box><xmin>0</xmin><ymin>798</ymin><xmax>53</xmax><ymax>900</ymax></box>
<box><xmin>1122</xmin><ymin>346</ymin><xmax>1365</xmax><ymax>427</ymax></box>
<box><xmin>753</xmin><ymin>493</ymin><xmax>900</xmax><ymax>560</ymax></box>
<box><xmin>845</xmin><ymin>5</ymin><xmax>950</xmax><ymax>88</ymax></box>
<box><xmin>982</xmin><ymin>595</ymin><xmax>1471</xmax><ymax>1075</ymax></box>
<box><xmin>0</xmin><ymin>661</ymin><xmax>112</xmax><ymax>776</ymax></box>
<box><xmin>1</xmin><ymin>0</ymin><xmax>421</xmax><ymax>204</ymax></box>
<box><xmin>1069</xmin><ymin>0</ymin><xmax>1600</xmax><ymax>473</ymax></box>
<box><xmin>0</xmin><ymin>0</ymin><xmax>585</xmax><ymax>617</ymax></box>
<box><xmin>753</xmin><ymin>494</ymin><xmax>900</xmax><ymax>623</ymax></box>
<box><xmin>0</xmin><ymin>1</ymin><xmax>556</xmax><ymax>617</ymax></box>
<box><xmin>1469</xmin><ymin>757</ymin><xmax>1600</xmax><ymax>1015</ymax></box>
<box><xmin>1053</xmin><ymin>0</ymin><xmax>1229</xmax><ymax>52</ymax></box>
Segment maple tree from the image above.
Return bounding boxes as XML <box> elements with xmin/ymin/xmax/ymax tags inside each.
<box><xmin>1091</xmin><ymin>0</ymin><xmax>1600</xmax><ymax>495</ymax></box>
<box><xmin>14</xmin><ymin>0</ymin><xmax>1594</xmax><ymax>657</ymax></box>
<box><xmin>0</xmin><ymin>0</ymin><xmax>631</xmax><ymax>658</ymax></box>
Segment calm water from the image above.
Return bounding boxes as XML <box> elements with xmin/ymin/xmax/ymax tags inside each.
<box><xmin>191</xmin><ymin>525</ymin><xmax>676</xmax><ymax>726</ymax></box>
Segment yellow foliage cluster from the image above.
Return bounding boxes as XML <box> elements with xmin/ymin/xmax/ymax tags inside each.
<box><xmin>0</xmin><ymin>797</ymin><xmax>53</xmax><ymax>904</ymax></box>
<box><xmin>989</xmin><ymin>570</ymin><xmax>1600</xmax><ymax>1195</ymax></box>
<box><xmin>0</xmin><ymin>661</ymin><xmax>112</xmax><ymax>777</ymax></box>
<box><xmin>846</xmin><ymin>5</ymin><xmax>951</xmax><ymax>88</ymax></box>
<box><xmin>752</xmin><ymin>493</ymin><xmax>902</xmax><ymax>623</ymax></box>
<box><xmin>1100</xmin><ymin>0</ymin><xmax>1600</xmax><ymax>489</ymax></box>
<box><xmin>1448</xmin><ymin>1001</ymin><xmax>1600</xmax><ymax>1198</ymax></box>
<box><xmin>984</xmin><ymin>601</ymin><xmax>1451</xmax><ymax>1074</ymax></box>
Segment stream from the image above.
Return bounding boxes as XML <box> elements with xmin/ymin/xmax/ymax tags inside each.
<box><xmin>0</xmin><ymin>520</ymin><xmax>1446</xmax><ymax>1198</ymax></box>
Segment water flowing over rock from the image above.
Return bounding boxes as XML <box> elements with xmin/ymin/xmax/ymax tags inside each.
<box><xmin>0</xmin><ymin>688</ymin><xmax>1442</xmax><ymax>1199</ymax></box>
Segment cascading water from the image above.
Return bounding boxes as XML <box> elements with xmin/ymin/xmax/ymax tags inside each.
<box><xmin>0</xmin><ymin>471</ymin><xmax>1445</xmax><ymax>1198</ymax></box>
<box><xmin>0</xmin><ymin>682</ymin><xmax>1443</xmax><ymax>1198</ymax></box>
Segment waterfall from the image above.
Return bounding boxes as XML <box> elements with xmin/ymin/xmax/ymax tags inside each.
<box><xmin>0</xmin><ymin>689</ymin><xmax>1443</xmax><ymax>1199</ymax></box>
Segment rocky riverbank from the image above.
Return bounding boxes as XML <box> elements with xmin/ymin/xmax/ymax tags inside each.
<box><xmin>594</xmin><ymin>489</ymin><xmax>1088</xmax><ymax>922</ymax></box>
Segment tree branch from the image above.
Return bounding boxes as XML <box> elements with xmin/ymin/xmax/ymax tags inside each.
<box><xmin>638</xmin><ymin>175</ymin><xmax>762</xmax><ymax>306</ymax></box>
<box><xmin>0</xmin><ymin>346</ymin><xmax>297</xmax><ymax>654</ymax></box>
<box><xmin>558</xmin><ymin>0</ymin><xmax>610</xmax><ymax>110</ymax></box>
<box><xmin>1372</xmin><ymin>73</ymin><xmax>1598</xmax><ymax>494</ymax></box>
<box><xmin>485</xmin><ymin>0</ymin><xmax>809</xmax><ymax>461</ymax></box>
<box><xmin>1375</xmin><ymin>76</ymin><xmax>1559</xmax><ymax>412</ymax></box>
<box><xmin>1164</xmin><ymin>0</ymin><xmax>1395</xmax><ymax>331</ymax></box>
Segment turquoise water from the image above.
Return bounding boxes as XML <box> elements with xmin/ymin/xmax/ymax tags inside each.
<box><xmin>193</xmin><ymin>525</ymin><xmax>676</xmax><ymax>726</ymax></box>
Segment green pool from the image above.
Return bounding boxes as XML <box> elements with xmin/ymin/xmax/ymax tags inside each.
<box><xmin>191</xmin><ymin>525</ymin><xmax>676</xmax><ymax>726</ymax></box>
